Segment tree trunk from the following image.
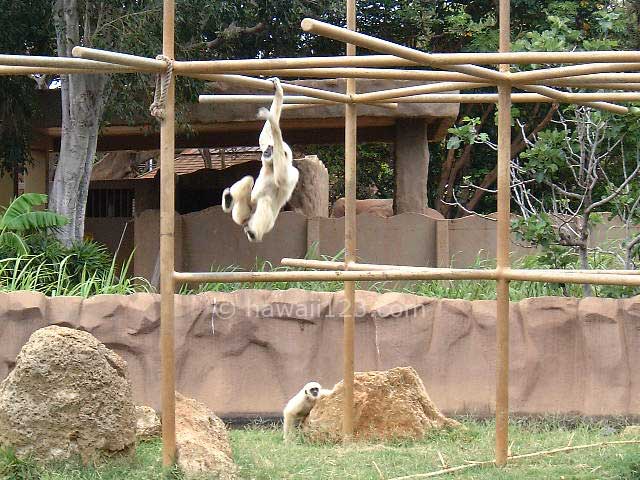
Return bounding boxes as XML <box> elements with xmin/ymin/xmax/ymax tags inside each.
<box><xmin>51</xmin><ymin>0</ymin><xmax>108</xmax><ymax>246</ymax></box>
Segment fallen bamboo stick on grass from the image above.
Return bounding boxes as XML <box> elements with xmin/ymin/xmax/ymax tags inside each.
<box><xmin>387</xmin><ymin>440</ymin><xmax>640</xmax><ymax>480</ymax></box>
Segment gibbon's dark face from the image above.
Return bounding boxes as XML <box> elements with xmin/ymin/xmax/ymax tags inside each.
<box><xmin>261</xmin><ymin>145</ymin><xmax>273</xmax><ymax>162</ymax></box>
<box><xmin>307</xmin><ymin>386</ymin><xmax>320</xmax><ymax>397</ymax></box>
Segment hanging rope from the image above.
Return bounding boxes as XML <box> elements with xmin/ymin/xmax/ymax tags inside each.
<box><xmin>149</xmin><ymin>55</ymin><xmax>174</xmax><ymax>121</ymax></box>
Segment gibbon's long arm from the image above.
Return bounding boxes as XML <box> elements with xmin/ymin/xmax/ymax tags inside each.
<box><xmin>267</xmin><ymin>79</ymin><xmax>290</xmax><ymax>188</ymax></box>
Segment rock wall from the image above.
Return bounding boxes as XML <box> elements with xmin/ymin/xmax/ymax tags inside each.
<box><xmin>1</xmin><ymin>290</ymin><xmax>639</xmax><ymax>417</ymax></box>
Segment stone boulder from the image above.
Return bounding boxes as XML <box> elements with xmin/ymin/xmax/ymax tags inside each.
<box><xmin>135</xmin><ymin>405</ymin><xmax>161</xmax><ymax>439</ymax></box>
<box><xmin>303</xmin><ymin>366</ymin><xmax>459</xmax><ymax>443</ymax></box>
<box><xmin>176</xmin><ymin>392</ymin><xmax>237</xmax><ymax>480</ymax></box>
<box><xmin>0</xmin><ymin>325</ymin><xmax>135</xmax><ymax>463</ymax></box>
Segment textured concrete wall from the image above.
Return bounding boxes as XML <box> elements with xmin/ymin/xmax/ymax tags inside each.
<box><xmin>132</xmin><ymin>209</ymin><xmax>638</xmax><ymax>276</ymax></box>
<box><xmin>1</xmin><ymin>291</ymin><xmax>639</xmax><ymax>417</ymax></box>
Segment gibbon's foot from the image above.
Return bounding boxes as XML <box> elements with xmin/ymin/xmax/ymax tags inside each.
<box><xmin>222</xmin><ymin>188</ymin><xmax>233</xmax><ymax>212</ymax></box>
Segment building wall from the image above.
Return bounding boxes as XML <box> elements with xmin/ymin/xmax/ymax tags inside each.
<box><xmin>131</xmin><ymin>208</ymin><xmax>639</xmax><ymax>279</ymax></box>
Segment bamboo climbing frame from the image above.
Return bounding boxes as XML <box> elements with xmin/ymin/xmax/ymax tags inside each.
<box><xmin>3</xmin><ymin>0</ymin><xmax>640</xmax><ymax>471</ymax></box>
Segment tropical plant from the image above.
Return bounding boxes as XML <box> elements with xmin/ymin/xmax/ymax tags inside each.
<box><xmin>0</xmin><ymin>193</ymin><xmax>68</xmax><ymax>255</ymax></box>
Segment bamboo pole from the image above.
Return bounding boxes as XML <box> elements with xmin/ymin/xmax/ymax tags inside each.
<box><xmin>495</xmin><ymin>0</ymin><xmax>511</xmax><ymax>467</ymax></box>
<box><xmin>342</xmin><ymin>0</ymin><xmax>357</xmax><ymax>444</ymax></box>
<box><xmin>172</xmin><ymin>268</ymin><xmax>640</xmax><ymax>286</ymax></box>
<box><xmin>375</xmin><ymin>92</ymin><xmax>640</xmax><ymax>104</ymax></box>
<box><xmin>159</xmin><ymin>0</ymin><xmax>176</xmax><ymax>467</ymax></box>
<box><xmin>200</xmin><ymin>94</ymin><xmax>400</xmax><ymax>110</ymax></box>
<box><xmin>503</xmin><ymin>269</ymin><xmax>640</xmax><ymax>286</ymax></box>
<box><xmin>191</xmin><ymin>73</ymin><xmax>351</xmax><ymax>103</ymax></box>
<box><xmin>300</xmin><ymin>18</ymin><xmax>509</xmax><ymax>83</ymax></box>
<box><xmin>173</xmin><ymin>268</ymin><xmax>501</xmax><ymax>283</ymax></box>
<box><xmin>519</xmin><ymin>84</ymin><xmax>628</xmax><ymax>114</ymax></box>
<box><xmin>299</xmin><ymin>19</ymin><xmax>627</xmax><ymax>112</ymax></box>
<box><xmin>0</xmin><ymin>54</ymin><xmax>140</xmax><ymax>71</ymax></box>
<box><xmin>72</xmin><ymin>46</ymin><xmax>166</xmax><ymax>71</ymax></box>
<box><xmin>545</xmin><ymin>82</ymin><xmax>640</xmax><ymax>90</ymax></box>
<box><xmin>281</xmin><ymin>258</ymin><xmax>640</xmax><ymax>276</ymax></box>
<box><xmin>199</xmin><ymin>94</ymin><xmax>336</xmax><ymax>105</ymax></box>
<box><xmin>353</xmin><ymin>82</ymin><xmax>486</xmax><ymax>102</ymax></box>
<box><xmin>0</xmin><ymin>65</ymin><xmax>142</xmax><ymax>75</ymax></box>
<box><xmin>549</xmin><ymin>73</ymin><xmax>640</xmax><ymax>84</ymax></box>
<box><xmin>281</xmin><ymin>102</ymin><xmax>399</xmax><ymax>111</ymax></box>
<box><xmin>512</xmin><ymin>62</ymin><xmax>640</xmax><ymax>83</ymax></box>
<box><xmin>220</xmin><ymin>67</ymin><xmax>484</xmax><ymax>82</ymax></box>
<box><xmin>172</xmin><ymin>51</ymin><xmax>640</xmax><ymax>74</ymax></box>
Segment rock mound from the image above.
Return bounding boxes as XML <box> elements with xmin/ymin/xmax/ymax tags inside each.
<box><xmin>0</xmin><ymin>325</ymin><xmax>135</xmax><ymax>462</ymax></box>
<box><xmin>176</xmin><ymin>392</ymin><xmax>237</xmax><ymax>479</ymax></box>
<box><xmin>303</xmin><ymin>366</ymin><xmax>459</xmax><ymax>442</ymax></box>
<box><xmin>135</xmin><ymin>405</ymin><xmax>161</xmax><ymax>439</ymax></box>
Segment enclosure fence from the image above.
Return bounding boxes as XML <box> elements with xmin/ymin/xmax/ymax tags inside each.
<box><xmin>4</xmin><ymin>0</ymin><xmax>640</xmax><ymax>469</ymax></box>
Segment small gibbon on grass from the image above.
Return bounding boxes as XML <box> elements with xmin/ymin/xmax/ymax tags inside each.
<box><xmin>282</xmin><ymin>381</ymin><xmax>332</xmax><ymax>443</ymax></box>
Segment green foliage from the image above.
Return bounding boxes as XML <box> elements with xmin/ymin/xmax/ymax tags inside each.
<box><xmin>0</xmin><ymin>0</ymin><xmax>54</xmax><ymax>175</ymax></box>
<box><xmin>305</xmin><ymin>143</ymin><xmax>395</xmax><ymax>204</ymax></box>
<box><xmin>446</xmin><ymin>117</ymin><xmax>490</xmax><ymax>151</ymax></box>
<box><xmin>0</xmin><ymin>194</ymin><xmax>68</xmax><ymax>255</ymax></box>
<box><xmin>0</xmin><ymin>210</ymin><xmax>148</xmax><ymax>297</ymax></box>
<box><xmin>0</xmin><ymin>250</ymin><xmax>149</xmax><ymax>297</ymax></box>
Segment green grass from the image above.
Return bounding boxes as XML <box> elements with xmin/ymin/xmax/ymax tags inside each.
<box><xmin>179</xmin><ymin>251</ymin><xmax>640</xmax><ymax>300</ymax></box>
<box><xmin>2</xmin><ymin>418</ymin><xmax>639</xmax><ymax>479</ymax></box>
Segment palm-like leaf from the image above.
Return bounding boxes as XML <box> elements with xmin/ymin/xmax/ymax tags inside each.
<box><xmin>0</xmin><ymin>194</ymin><xmax>68</xmax><ymax>231</ymax></box>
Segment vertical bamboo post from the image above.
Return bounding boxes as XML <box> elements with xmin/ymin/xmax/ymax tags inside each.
<box><xmin>495</xmin><ymin>0</ymin><xmax>511</xmax><ymax>468</ymax></box>
<box><xmin>160</xmin><ymin>0</ymin><xmax>176</xmax><ymax>466</ymax></box>
<box><xmin>343</xmin><ymin>0</ymin><xmax>357</xmax><ymax>441</ymax></box>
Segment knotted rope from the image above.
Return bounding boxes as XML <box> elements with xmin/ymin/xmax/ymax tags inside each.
<box><xmin>149</xmin><ymin>55</ymin><xmax>174</xmax><ymax>121</ymax></box>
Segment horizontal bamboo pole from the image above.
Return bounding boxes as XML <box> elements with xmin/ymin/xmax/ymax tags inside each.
<box><xmin>72</xmin><ymin>46</ymin><xmax>166</xmax><ymax>71</ymax></box>
<box><xmin>282</xmin><ymin>258</ymin><xmax>436</xmax><ymax>271</ymax></box>
<box><xmin>173</xmin><ymin>51</ymin><xmax>640</xmax><ymax>74</ymax></box>
<box><xmin>282</xmin><ymin>102</ymin><xmax>398</xmax><ymax>111</ymax></box>
<box><xmin>282</xmin><ymin>258</ymin><xmax>640</xmax><ymax>276</ymax></box>
<box><xmin>300</xmin><ymin>18</ymin><xmax>509</xmax><ymax>83</ymax></box>
<box><xmin>549</xmin><ymin>82</ymin><xmax>640</xmax><ymax>91</ymax></box>
<box><xmin>369</xmin><ymin>92</ymin><xmax>639</xmax><ymax>104</ymax></box>
<box><xmin>513</xmin><ymin>62</ymin><xmax>640</xmax><ymax>83</ymax></box>
<box><xmin>228</xmin><ymin>67</ymin><xmax>485</xmax><ymax>82</ymax></box>
<box><xmin>0</xmin><ymin>65</ymin><xmax>142</xmax><ymax>75</ymax></box>
<box><xmin>0</xmin><ymin>54</ymin><xmax>140</xmax><ymax>71</ymax></box>
<box><xmin>550</xmin><ymin>73</ymin><xmax>640</xmax><ymax>84</ymax></box>
<box><xmin>192</xmin><ymin>73</ymin><xmax>351</xmax><ymax>103</ymax></box>
<box><xmin>198</xmin><ymin>94</ymin><xmax>397</xmax><ymax>110</ymax></box>
<box><xmin>175</xmin><ymin>55</ymin><xmax>417</xmax><ymax>73</ymax></box>
<box><xmin>299</xmin><ymin>19</ymin><xmax>626</xmax><ymax>110</ymax></box>
<box><xmin>199</xmin><ymin>94</ymin><xmax>335</xmax><ymax>105</ymax></box>
<box><xmin>173</xmin><ymin>268</ymin><xmax>500</xmax><ymax>284</ymax></box>
<box><xmin>173</xmin><ymin>267</ymin><xmax>640</xmax><ymax>286</ymax></box>
<box><xmin>353</xmin><ymin>82</ymin><xmax>485</xmax><ymax>103</ymax></box>
<box><xmin>504</xmin><ymin>269</ymin><xmax>640</xmax><ymax>286</ymax></box>
<box><xmin>521</xmin><ymin>84</ymin><xmax>628</xmax><ymax>114</ymax></box>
